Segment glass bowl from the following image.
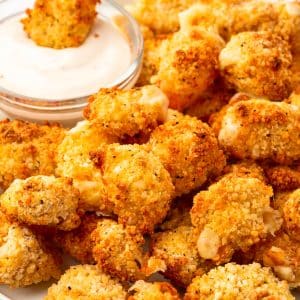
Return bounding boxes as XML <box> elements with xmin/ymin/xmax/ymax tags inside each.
<box><xmin>0</xmin><ymin>0</ymin><xmax>143</xmax><ymax>126</ymax></box>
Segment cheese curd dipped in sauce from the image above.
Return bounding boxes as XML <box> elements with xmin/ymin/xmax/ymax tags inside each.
<box><xmin>0</xmin><ymin>14</ymin><xmax>132</xmax><ymax>100</ymax></box>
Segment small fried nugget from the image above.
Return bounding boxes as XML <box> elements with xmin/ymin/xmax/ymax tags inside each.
<box><xmin>22</xmin><ymin>0</ymin><xmax>99</xmax><ymax>49</ymax></box>
<box><xmin>0</xmin><ymin>119</ymin><xmax>65</xmax><ymax>190</ymax></box>
<box><xmin>45</xmin><ymin>264</ymin><xmax>126</xmax><ymax>300</ymax></box>
<box><xmin>265</xmin><ymin>165</ymin><xmax>300</xmax><ymax>191</ymax></box>
<box><xmin>0</xmin><ymin>175</ymin><xmax>80</xmax><ymax>231</ymax></box>
<box><xmin>191</xmin><ymin>175</ymin><xmax>281</xmax><ymax>263</ymax></box>
<box><xmin>218</xmin><ymin>99</ymin><xmax>300</xmax><ymax>165</ymax></box>
<box><xmin>54</xmin><ymin>213</ymin><xmax>101</xmax><ymax>264</ymax></box>
<box><xmin>151</xmin><ymin>226</ymin><xmax>212</xmax><ymax>287</ymax></box>
<box><xmin>252</xmin><ymin>231</ymin><xmax>300</xmax><ymax>288</ymax></box>
<box><xmin>148</xmin><ymin>114</ymin><xmax>226</xmax><ymax>197</ymax></box>
<box><xmin>220</xmin><ymin>32</ymin><xmax>292</xmax><ymax>100</ymax></box>
<box><xmin>128</xmin><ymin>280</ymin><xmax>180</xmax><ymax>300</ymax></box>
<box><xmin>0</xmin><ymin>213</ymin><xmax>61</xmax><ymax>287</ymax></box>
<box><xmin>92</xmin><ymin>219</ymin><xmax>146</xmax><ymax>282</ymax></box>
<box><xmin>56</xmin><ymin>120</ymin><xmax>118</xmax><ymax>212</ymax></box>
<box><xmin>91</xmin><ymin>144</ymin><xmax>174</xmax><ymax>233</ymax></box>
<box><xmin>84</xmin><ymin>86</ymin><xmax>169</xmax><ymax>140</ymax></box>
<box><xmin>184</xmin><ymin>263</ymin><xmax>294</xmax><ymax>300</ymax></box>
<box><xmin>152</xmin><ymin>28</ymin><xmax>224</xmax><ymax>111</ymax></box>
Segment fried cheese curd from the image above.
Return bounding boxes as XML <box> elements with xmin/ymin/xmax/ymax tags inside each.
<box><xmin>128</xmin><ymin>280</ymin><xmax>180</xmax><ymax>300</ymax></box>
<box><xmin>0</xmin><ymin>119</ymin><xmax>65</xmax><ymax>190</ymax></box>
<box><xmin>151</xmin><ymin>225</ymin><xmax>213</xmax><ymax>288</ymax></box>
<box><xmin>22</xmin><ymin>0</ymin><xmax>99</xmax><ymax>49</ymax></box>
<box><xmin>147</xmin><ymin>114</ymin><xmax>226</xmax><ymax>197</ymax></box>
<box><xmin>184</xmin><ymin>263</ymin><xmax>294</xmax><ymax>300</ymax></box>
<box><xmin>219</xmin><ymin>32</ymin><xmax>292</xmax><ymax>100</ymax></box>
<box><xmin>191</xmin><ymin>175</ymin><xmax>282</xmax><ymax>264</ymax></box>
<box><xmin>250</xmin><ymin>231</ymin><xmax>300</xmax><ymax>288</ymax></box>
<box><xmin>91</xmin><ymin>143</ymin><xmax>174</xmax><ymax>233</ymax></box>
<box><xmin>92</xmin><ymin>219</ymin><xmax>146</xmax><ymax>282</ymax></box>
<box><xmin>0</xmin><ymin>213</ymin><xmax>61</xmax><ymax>287</ymax></box>
<box><xmin>0</xmin><ymin>175</ymin><xmax>80</xmax><ymax>231</ymax></box>
<box><xmin>45</xmin><ymin>265</ymin><xmax>126</xmax><ymax>300</ymax></box>
<box><xmin>217</xmin><ymin>99</ymin><xmax>300</xmax><ymax>165</ymax></box>
<box><xmin>84</xmin><ymin>86</ymin><xmax>169</xmax><ymax>141</ymax></box>
<box><xmin>152</xmin><ymin>28</ymin><xmax>225</xmax><ymax>111</ymax></box>
<box><xmin>56</xmin><ymin>120</ymin><xmax>118</xmax><ymax>212</ymax></box>
<box><xmin>54</xmin><ymin>213</ymin><xmax>101</xmax><ymax>264</ymax></box>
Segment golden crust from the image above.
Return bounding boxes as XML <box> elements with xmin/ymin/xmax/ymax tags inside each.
<box><xmin>148</xmin><ymin>114</ymin><xmax>226</xmax><ymax>197</ymax></box>
<box><xmin>0</xmin><ymin>213</ymin><xmax>61</xmax><ymax>287</ymax></box>
<box><xmin>45</xmin><ymin>264</ymin><xmax>126</xmax><ymax>300</ymax></box>
<box><xmin>0</xmin><ymin>119</ymin><xmax>65</xmax><ymax>190</ymax></box>
<box><xmin>128</xmin><ymin>280</ymin><xmax>180</xmax><ymax>300</ymax></box>
<box><xmin>184</xmin><ymin>263</ymin><xmax>294</xmax><ymax>300</ymax></box>
<box><xmin>0</xmin><ymin>175</ymin><xmax>80</xmax><ymax>230</ymax></box>
<box><xmin>152</xmin><ymin>29</ymin><xmax>224</xmax><ymax>111</ymax></box>
<box><xmin>218</xmin><ymin>99</ymin><xmax>300</xmax><ymax>165</ymax></box>
<box><xmin>220</xmin><ymin>32</ymin><xmax>292</xmax><ymax>100</ymax></box>
<box><xmin>91</xmin><ymin>144</ymin><xmax>174</xmax><ymax>233</ymax></box>
<box><xmin>191</xmin><ymin>175</ymin><xmax>281</xmax><ymax>263</ymax></box>
<box><xmin>54</xmin><ymin>213</ymin><xmax>101</xmax><ymax>264</ymax></box>
<box><xmin>22</xmin><ymin>0</ymin><xmax>99</xmax><ymax>49</ymax></box>
<box><xmin>84</xmin><ymin>86</ymin><xmax>169</xmax><ymax>140</ymax></box>
<box><xmin>92</xmin><ymin>219</ymin><xmax>146</xmax><ymax>282</ymax></box>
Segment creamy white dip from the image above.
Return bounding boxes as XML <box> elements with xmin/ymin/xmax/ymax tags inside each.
<box><xmin>0</xmin><ymin>15</ymin><xmax>132</xmax><ymax>100</ymax></box>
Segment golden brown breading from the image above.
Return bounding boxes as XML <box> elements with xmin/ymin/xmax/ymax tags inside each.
<box><xmin>218</xmin><ymin>99</ymin><xmax>300</xmax><ymax>165</ymax></box>
<box><xmin>90</xmin><ymin>143</ymin><xmax>174</xmax><ymax>233</ymax></box>
<box><xmin>92</xmin><ymin>219</ymin><xmax>146</xmax><ymax>282</ymax></box>
<box><xmin>152</xmin><ymin>28</ymin><xmax>224</xmax><ymax>111</ymax></box>
<box><xmin>251</xmin><ymin>231</ymin><xmax>300</xmax><ymax>288</ymax></box>
<box><xmin>265</xmin><ymin>165</ymin><xmax>300</xmax><ymax>191</ymax></box>
<box><xmin>0</xmin><ymin>175</ymin><xmax>80</xmax><ymax>231</ymax></box>
<box><xmin>54</xmin><ymin>213</ymin><xmax>101</xmax><ymax>264</ymax></box>
<box><xmin>0</xmin><ymin>213</ymin><xmax>61</xmax><ymax>287</ymax></box>
<box><xmin>184</xmin><ymin>263</ymin><xmax>294</xmax><ymax>300</ymax></box>
<box><xmin>0</xmin><ymin>119</ymin><xmax>65</xmax><ymax>190</ymax></box>
<box><xmin>191</xmin><ymin>175</ymin><xmax>281</xmax><ymax>264</ymax></box>
<box><xmin>128</xmin><ymin>280</ymin><xmax>180</xmax><ymax>300</ymax></box>
<box><xmin>151</xmin><ymin>226</ymin><xmax>212</xmax><ymax>287</ymax></box>
<box><xmin>220</xmin><ymin>32</ymin><xmax>292</xmax><ymax>100</ymax></box>
<box><xmin>45</xmin><ymin>265</ymin><xmax>126</xmax><ymax>300</ymax></box>
<box><xmin>84</xmin><ymin>86</ymin><xmax>169</xmax><ymax>140</ymax></box>
<box><xmin>128</xmin><ymin>0</ymin><xmax>197</xmax><ymax>34</ymax></box>
<box><xmin>147</xmin><ymin>114</ymin><xmax>226</xmax><ymax>197</ymax></box>
<box><xmin>22</xmin><ymin>0</ymin><xmax>99</xmax><ymax>49</ymax></box>
<box><xmin>56</xmin><ymin>120</ymin><xmax>118</xmax><ymax>212</ymax></box>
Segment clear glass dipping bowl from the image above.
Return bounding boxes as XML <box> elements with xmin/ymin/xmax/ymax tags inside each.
<box><xmin>0</xmin><ymin>0</ymin><xmax>143</xmax><ymax>126</ymax></box>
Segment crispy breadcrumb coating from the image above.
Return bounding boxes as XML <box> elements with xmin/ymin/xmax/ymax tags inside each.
<box><xmin>56</xmin><ymin>120</ymin><xmax>118</xmax><ymax>212</ymax></box>
<box><xmin>151</xmin><ymin>226</ymin><xmax>212</xmax><ymax>287</ymax></box>
<box><xmin>84</xmin><ymin>86</ymin><xmax>169</xmax><ymax>140</ymax></box>
<box><xmin>45</xmin><ymin>265</ymin><xmax>126</xmax><ymax>300</ymax></box>
<box><xmin>0</xmin><ymin>119</ymin><xmax>65</xmax><ymax>190</ymax></box>
<box><xmin>147</xmin><ymin>114</ymin><xmax>226</xmax><ymax>197</ymax></box>
<box><xmin>92</xmin><ymin>219</ymin><xmax>146</xmax><ymax>282</ymax></box>
<box><xmin>90</xmin><ymin>144</ymin><xmax>174</xmax><ymax>233</ymax></box>
<box><xmin>54</xmin><ymin>213</ymin><xmax>101</xmax><ymax>264</ymax></box>
<box><xmin>0</xmin><ymin>175</ymin><xmax>80</xmax><ymax>230</ymax></box>
<box><xmin>22</xmin><ymin>0</ymin><xmax>99</xmax><ymax>49</ymax></box>
<box><xmin>0</xmin><ymin>213</ymin><xmax>61</xmax><ymax>287</ymax></box>
<box><xmin>218</xmin><ymin>99</ymin><xmax>300</xmax><ymax>165</ymax></box>
<box><xmin>265</xmin><ymin>165</ymin><xmax>300</xmax><ymax>191</ymax></box>
<box><xmin>184</xmin><ymin>263</ymin><xmax>294</xmax><ymax>300</ymax></box>
<box><xmin>152</xmin><ymin>29</ymin><xmax>224</xmax><ymax>111</ymax></box>
<box><xmin>220</xmin><ymin>32</ymin><xmax>292</xmax><ymax>100</ymax></box>
<box><xmin>128</xmin><ymin>280</ymin><xmax>180</xmax><ymax>300</ymax></box>
<box><xmin>191</xmin><ymin>175</ymin><xmax>281</xmax><ymax>263</ymax></box>
<box><xmin>251</xmin><ymin>231</ymin><xmax>300</xmax><ymax>288</ymax></box>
